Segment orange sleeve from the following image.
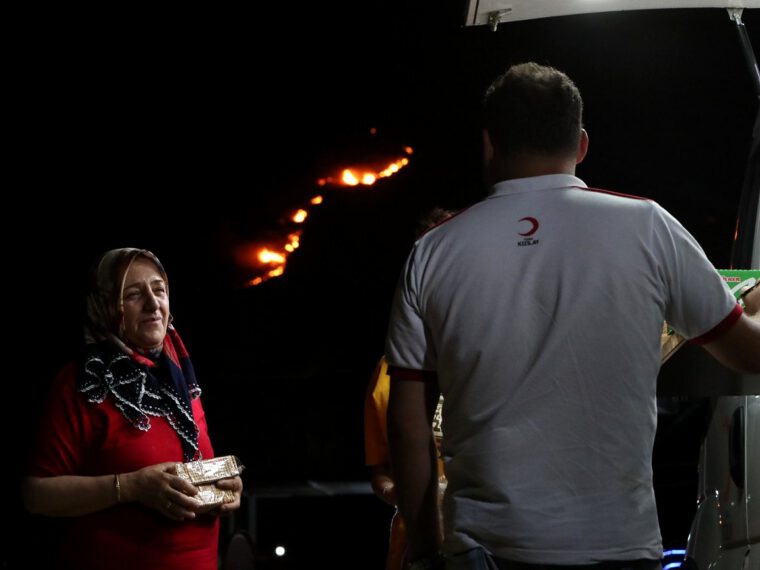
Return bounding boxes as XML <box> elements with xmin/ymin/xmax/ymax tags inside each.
<box><xmin>364</xmin><ymin>357</ymin><xmax>391</xmax><ymax>466</ymax></box>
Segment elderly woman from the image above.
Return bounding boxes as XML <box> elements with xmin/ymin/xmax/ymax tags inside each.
<box><xmin>23</xmin><ymin>248</ymin><xmax>242</xmax><ymax>569</ymax></box>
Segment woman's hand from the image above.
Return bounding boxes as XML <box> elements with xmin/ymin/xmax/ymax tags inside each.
<box><xmin>214</xmin><ymin>475</ymin><xmax>243</xmax><ymax>514</ymax></box>
<box><xmin>121</xmin><ymin>462</ymin><xmax>203</xmax><ymax>521</ymax></box>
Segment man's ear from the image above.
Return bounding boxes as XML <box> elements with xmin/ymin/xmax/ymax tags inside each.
<box><xmin>576</xmin><ymin>129</ymin><xmax>589</xmax><ymax>165</ymax></box>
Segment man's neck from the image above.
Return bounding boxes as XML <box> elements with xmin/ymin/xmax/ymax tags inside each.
<box><xmin>488</xmin><ymin>153</ymin><xmax>576</xmax><ymax>185</ymax></box>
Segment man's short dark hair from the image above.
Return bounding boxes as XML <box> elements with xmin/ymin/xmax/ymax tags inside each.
<box><xmin>483</xmin><ymin>62</ymin><xmax>583</xmax><ymax>158</ymax></box>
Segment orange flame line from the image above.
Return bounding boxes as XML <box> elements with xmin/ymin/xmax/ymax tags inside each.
<box><xmin>246</xmin><ymin>148</ymin><xmax>413</xmax><ymax>286</ymax></box>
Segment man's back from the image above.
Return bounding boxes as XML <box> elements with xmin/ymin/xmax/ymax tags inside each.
<box><xmin>387</xmin><ymin>173</ymin><xmax>736</xmax><ymax>563</ymax></box>
<box><xmin>385</xmin><ymin>63</ymin><xmax>757</xmax><ymax>570</ymax></box>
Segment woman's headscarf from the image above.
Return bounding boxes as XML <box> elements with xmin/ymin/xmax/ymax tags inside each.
<box><xmin>78</xmin><ymin>248</ymin><xmax>202</xmax><ymax>461</ymax></box>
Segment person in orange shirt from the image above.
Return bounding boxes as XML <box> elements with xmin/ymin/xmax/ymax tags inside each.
<box><xmin>364</xmin><ymin>208</ymin><xmax>454</xmax><ymax>569</ymax></box>
<box><xmin>365</xmin><ymin>356</ymin><xmax>445</xmax><ymax>570</ymax></box>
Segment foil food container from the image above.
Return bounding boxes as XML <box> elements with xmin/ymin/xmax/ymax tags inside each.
<box><xmin>176</xmin><ymin>455</ymin><xmax>242</xmax><ymax>485</ymax></box>
<box><xmin>176</xmin><ymin>455</ymin><xmax>243</xmax><ymax>510</ymax></box>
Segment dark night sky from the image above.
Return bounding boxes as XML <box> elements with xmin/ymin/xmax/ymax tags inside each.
<box><xmin>7</xmin><ymin>3</ymin><xmax>760</xmax><ymax>566</ymax></box>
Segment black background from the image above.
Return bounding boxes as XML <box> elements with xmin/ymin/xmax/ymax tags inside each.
<box><xmin>7</xmin><ymin>3</ymin><xmax>759</xmax><ymax>568</ymax></box>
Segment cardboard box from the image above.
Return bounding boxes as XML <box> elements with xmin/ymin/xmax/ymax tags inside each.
<box><xmin>717</xmin><ymin>269</ymin><xmax>759</xmax><ymax>306</ymax></box>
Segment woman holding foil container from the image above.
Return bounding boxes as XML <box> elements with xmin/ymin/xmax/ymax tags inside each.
<box><xmin>22</xmin><ymin>248</ymin><xmax>243</xmax><ymax>570</ymax></box>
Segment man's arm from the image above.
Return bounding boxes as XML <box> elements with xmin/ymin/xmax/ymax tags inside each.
<box><xmin>702</xmin><ymin>288</ymin><xmax>760</xmax><ymax>373</ymax></box>
<box><xmin>387</xmin><ymin>371</ymin><xmax>441</xmax><ymax>563</ymax></box>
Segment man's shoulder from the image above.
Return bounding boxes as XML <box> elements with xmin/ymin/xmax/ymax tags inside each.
<box><xmin>572</xmin><ymin>185</ymin><xmax>663</xmax><ymax>222</ymax></box>
<box><xmin>579</xmin><ymin>185</ymin><xmax>653</xmax><ymax>203</ymax></box>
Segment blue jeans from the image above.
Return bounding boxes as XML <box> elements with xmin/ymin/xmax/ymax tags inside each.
<box><xmin>445</xmin><ymin>548</ymin><xmax>662</xmax><ymax>570</ymax></box>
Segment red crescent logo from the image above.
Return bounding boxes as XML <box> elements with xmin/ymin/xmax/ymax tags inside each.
<box><xmin>518</xmin><ymin>217</ymin><xmax>539</xmax><ymax>236</ymax></box>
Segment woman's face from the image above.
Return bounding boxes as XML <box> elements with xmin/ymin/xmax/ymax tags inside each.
<box><xmin>121</xmin><ymin>257</ymin><xmax>170</xmax><ymax>350</ymax></box>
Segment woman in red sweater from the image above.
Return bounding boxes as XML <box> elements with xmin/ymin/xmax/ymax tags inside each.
<box><xmin>23</xmin><ymin>248</ymin><xmax>242</xmax><ymax>569</ymax></box>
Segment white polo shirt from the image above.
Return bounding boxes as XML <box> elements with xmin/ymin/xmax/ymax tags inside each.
<box><xmin>385</xmin><ymin>174</ymin><xmax>739</xmax><ymax>565</ymax></box>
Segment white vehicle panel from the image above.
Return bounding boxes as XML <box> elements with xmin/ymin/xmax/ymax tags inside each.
<box><xmin>465</xmin><ymin>0</ymin><xmax>760</xmax><ymax>26</ymax></box>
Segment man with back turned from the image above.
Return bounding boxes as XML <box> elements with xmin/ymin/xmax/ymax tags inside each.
<box><xmin>385</xmin><ymin>62</ymin><xmax>760</xmax><ymax>570</ymax></box>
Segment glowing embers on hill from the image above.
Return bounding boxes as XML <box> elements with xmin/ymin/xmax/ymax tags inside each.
<box><xmin>317</xmin><ymin>149</ymin><xmax>412</xmax><ymax>187</ymax></box>
<box><xmin>236</xmin><ymin>200</ymin><xmax>318</xmax><ymax>288</ymax></box>
<box><xmin>241</xmin><ymin>146</ymin><xmax>413</xmax><ymax>287</ymax></box>
<box><xmin>240</xmin><ymin>231</ymin><xmax>303</xmax><ymax>287</ymax></box>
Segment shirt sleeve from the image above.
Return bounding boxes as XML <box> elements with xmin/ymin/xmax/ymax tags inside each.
<box><xmin>653</xmin><ymin>204</ymin><xmax>739</xmax><ymax>341</ymax></box>
<box><xmin>364</xmin><ymin>357</ymin><xmax>390</xmax><ymax>466</ymax></box>
<box><xmin>28</xmin><ymin>363</ymin><xmax>92</xmax><ymax>477</ymax></box>
<box><xmin>385</xmin><ymin>246</ymin><xmax>437</xmax><ymax>371</ymax></box>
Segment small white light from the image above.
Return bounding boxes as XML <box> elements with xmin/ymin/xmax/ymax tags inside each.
<box><xmin>274</xmin><ymin>546</ymin><xmax>286</xmax><ymax>557</ymax></box>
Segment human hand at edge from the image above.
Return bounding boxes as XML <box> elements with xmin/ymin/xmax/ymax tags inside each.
<box><xmin>741</xmin><ymin>282</ymin><xmax>759</xmax><ymax>317</ymax></box>
<box><xmin>370</xmin><ymin>464</ymin><xmax>397</xmax><ymax>506</ymax></box>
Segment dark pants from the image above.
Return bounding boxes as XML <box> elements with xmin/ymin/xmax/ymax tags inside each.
<box><xmin>445</xmin><ymin>548</ymin><xmax>662</xmax><ymax>570</ymax></box>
